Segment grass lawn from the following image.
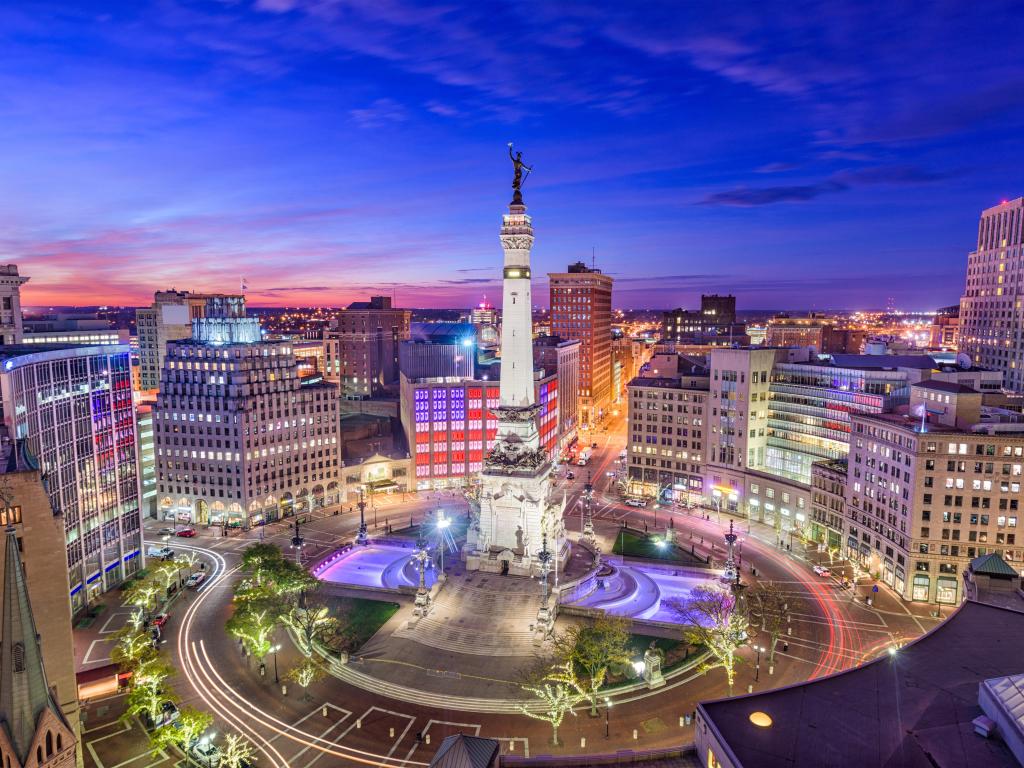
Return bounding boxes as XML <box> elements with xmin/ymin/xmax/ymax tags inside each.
<box><xmin>334</xmin><ymin>597</ymin><xmax>400</xmax><ymax>650</ymax></box>
<box><xmin>611</xmin><ymin>528</ymin><xmax>701</xmax><ymax>564</ymax></box>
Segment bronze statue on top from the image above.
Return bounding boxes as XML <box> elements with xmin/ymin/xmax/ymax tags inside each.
<box><xmin>508</xmin><ymin>142</ymin><xmax>533</xmax><ymax>204</ymax></box>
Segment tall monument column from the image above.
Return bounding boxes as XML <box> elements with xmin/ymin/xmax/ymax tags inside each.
<box><xmin>466</xmin><ymin>147</ymin><xmax>566</xmax><ymax>577</ymax></box>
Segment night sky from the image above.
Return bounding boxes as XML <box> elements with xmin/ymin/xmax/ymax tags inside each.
<box><xmin>3</xmin><ymin>2</ymin><xmax>1023</xmax><ymax>310</ymax></box>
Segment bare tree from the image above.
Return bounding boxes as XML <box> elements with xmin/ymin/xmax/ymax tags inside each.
<box><xmin>667</xmin><ymin>584</ymin><xmax>748</xmax><ymax>695</ymax></box>
<box><xmin>747</xmin><ymin>581</ymin><xmax>793</xmax><ymax>666</ymax></box>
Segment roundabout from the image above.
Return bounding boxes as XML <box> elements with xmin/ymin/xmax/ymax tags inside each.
<box><xmin>154</xmin><ymin>490</ymin><xmax>939</xmax><ymax>767</ymax></box>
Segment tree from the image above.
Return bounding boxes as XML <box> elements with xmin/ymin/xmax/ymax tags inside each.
<box><xmin>149</xmin><ymin>706</ymin><xmax>213</xmax><ymax>761</ymax></box>
<box><xmin>122</xmin><ymin>682</ymin><xmax>177</xmax><ymax>728</ymax></box>
<box><xmin>241</xmin><ymin>543</ymin><xmax>285</xmax><ymax>586</ymax></box>
<box><xmin>271</xmin><ymin>559</ymin><xmax>319</xmax><ymax>605</ymax></box>
<box><xmin>227</xmin><ymin>597</ymin><xmax>281</xmax><ymax>661</ymax></box>
<box><xmin>220</xmin><ymin>734</ymin><xmax>257</xmax><ymax>768</ymax></box>
<box><xmin>124</xmin><ymin>576</ymin><xmax>160</xmax><ymax>618</ymax></box>
<box><xmin>289</xmin><ymin>599</ymin><xmax>341</xmax><ymax>653</ymax></box>
<box><xmin>554</xmin><ymin>615</ymin><xmax>631</xmax><ymax>716</ymax></box>
<box><xmin>747</xmin><ymin>581</ymin><xmax>792</xmax><ymax>666</ymax></box>
<box><xmin>111</xmin><ymin>625</ymin><xmax>155</xmax><ymax>672</ymax></box>
<box><xmin>517</xmin><ymin>661</ymin><xmax>583</xmax><ymax>746</ymax></box>
<box><xmin>154</xmin><ymin>560</ymin><xmax>181</xmax><ymax>591</ymax></box>
<box><xmin>287</xmin><ymin>658</ymin><xmax>326</xmax><ymax>698</ymax></box>
<box><xmin>667</xmin><ymin>584</ymin><xmax>748</xmax><ymax>695</ymax></box>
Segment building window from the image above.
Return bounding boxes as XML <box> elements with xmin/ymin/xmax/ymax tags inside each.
<box><xmin>912</xmin><ymin>574</ymin><xmax>929</xmax><ymax>601</ymax></box>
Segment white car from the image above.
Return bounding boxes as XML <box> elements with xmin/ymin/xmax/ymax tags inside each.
<box><xmin>625</xmin><ymin>498</ymin><xmax>647</xmax><ymax>508</ymax></box>
<box><xmin>813</xmin><ymin>565</ymin><xmax>831</xmax><ymax>577</ymax></box>
<box><xmin>185</xmin><ymin>572</ymin><xmax>206</xmax><ymax>588</ymax></box>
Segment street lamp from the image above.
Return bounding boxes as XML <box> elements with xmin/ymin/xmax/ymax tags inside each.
<box><xmin>604</xmin><ymin>697</ymin><xmax>612</xmax><ymax>738</ymax></box>
<box><xmin>753</xmin><ymin>644</ymin><xmax>764</xmax><ymax>682</ymax></box>
<box><xmin>272</xmin><ymin>643</ymin><xmax>282</xmax><ymax>684</ymax></box>
<box><xmin>356</xmin><ymin>488</ymin><xmax>369</xmax><ymax>545</ymax></box>
<box><xmin>437</xmin><ymin>514</ymin><xmax>451</xmax><ymax>573</ymax></box>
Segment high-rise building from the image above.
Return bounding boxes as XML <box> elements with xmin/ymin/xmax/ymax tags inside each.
<box><xmin>533</xmin><ymin>335</ymin><xmax>580</xmax><ymax>450</ymax></box>
<box><xmin>626</xmin><ymin>356</ymin><xmax>709</xmax><ymax>503</ymax></box>
<box><xmin>0</xmin><ymin>525</ymin><xmax>77</xmax><ymax>767</ymax></box>
<box><xmin>153</xmin><ymin>311</ymin><xmax>341</xmax><ymax>528</ymax></box>
<box><xmin>399</xmin><ymin>323</ymin><xmax>477</xmax><ymax>381</ymax></box>
<box><xmin>0</xmin><ymin>449</ymin><xmax>80</xmax><ymax>761</ymax></box>
<box><xmin>0</xmin><ymin>344</ymin><xmax>140</xmax><ymax>613</ymax></box>
<box><xmin>959</xmin><ymin>197</ymin><xmax>1024</xmax><ymax>391</ymax></box>
<box><xmin>136</xmin><ymin>291</ymin><xmax>244</xmax><ymax>391</ymax></box>
<box><xmin>847</xmin><ymin>383</ymin><xmax>1024</xmax><ymax>604</ymax></box>
<box><xmin>549</xmin><ymin>262</ymin><xmax>613</xmax><ymax>426</ymax></box>
<box><xmin>0</xmin><ymin>265</ymin><xmax>28</xmax><ymax>346</ymax></box>
<box><xmin>323</xmin><ymin>297</ymin><xmax>411</xmax><ymax>399</ymax></box>
<box><xmin>135</xmin><ymin>398</ymin><xmax>158</xmax><ymax>519</ymax></box>
<box><xmin>467</xmin><ymin>173</ymin><xmax>565</xmax><ymax>579</ymax></box>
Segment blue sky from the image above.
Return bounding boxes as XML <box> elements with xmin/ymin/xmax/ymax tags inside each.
<box><xmin>2</xmin><ymin>1</ymin><xmax>1023</xmax><ymax>309</ymax></box>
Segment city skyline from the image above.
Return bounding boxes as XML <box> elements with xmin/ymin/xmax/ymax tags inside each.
<box><xmin>4</xmin><ymin>2</ymin><xmax>1024</xmax><ymax>310</ymax></box>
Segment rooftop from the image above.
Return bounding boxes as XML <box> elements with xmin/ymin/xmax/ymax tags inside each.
<box><xmin>628</xmin><ymin>375</ymin><xmax>708</xmax><ymax>391</ymax></box>
<box><xmin>828</xmin><ymin>353</ymin><xmax>939</xmax><ymax>370</ymax></box>
<box><xmin>699</xmin><ymin>600</ymin><xmax>1024</xmax><ymax>768</ymax></box>
<box><xmin>914</xmin><ymin>380</ymin><xmax>979</xmax><ymax>395</ymax></box>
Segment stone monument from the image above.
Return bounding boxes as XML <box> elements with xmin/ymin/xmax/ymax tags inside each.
<box><xmin>466</xmin><ymin>145</ymin><xmax>566</xmax><ymax>577</ymax></box>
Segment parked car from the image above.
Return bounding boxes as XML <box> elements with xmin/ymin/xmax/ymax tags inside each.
<box><xmin>565</xmin><ymin>471</ymin><xmax>575</xmax><ymax>481</ymax></box>
<box><xmin>151</xmin><ymin>613</ymin><xmax>169</xmax><ymax>629</ymax></box>
<box><xmin>175</xmin><ymin>527</ymin><xmax>196</xmax><ymax>538</ymax></box>
<box><xmin>191</xmin><ymin>739</ymin><xmax>221</xmax><ymax>767</ymax></box>
<box><xmin>157</xmin><ymin>527</ymin><xmax>175</xmax><ymax>536</ymax></box>
<box><xmin>591</xmin><ymin>442</ymin><xmax>598</xmax><ymax>449</ymax></box>
<box><xmin>813</xmin><ymin>565</ymin><xmax>831</xmax><ymax>577</ymax></box>
<box><xmin>185</xmin><ymin>572</ymin><xmax>206</xmax><ymax>588</ymax></box>
<box><xmin>147</xmin><ymin>546</ymin><xmax>174</xmax><ymax>560</ymax></box>
<box><xmin>156</xmin><ymin>701</ymin><xmax>179</xmax><ymax>727</ymax></box>
<box><xmin>625</xmin><ymin>498</ymin><xmax>647</xmax><ymax>508</ymax></box>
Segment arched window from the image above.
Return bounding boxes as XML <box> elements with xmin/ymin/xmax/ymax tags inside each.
<box><xmin>36</xmin><ymin>746</ymin><xmax>42</xmax><ymax>764</ymax></box>
<box><xmin>11</xmin><ymin>642</ymin><xmax>24</xmax><ymax>673</ymax></box>
<box><xmin>56</xmin><ymin>734</ymin><xmax>62</xmax><ymax>752</ymax></box>
<box><xmin>46</xmin><ymin>731</ymin><xmax>53</xmax><ymax>756</ymax></box>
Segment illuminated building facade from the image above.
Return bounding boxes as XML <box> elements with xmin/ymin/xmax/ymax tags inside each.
<box><xmin>549</xmin><ymin>262</ymin><xmax>613</xmax><ymax>426</ymax></box>
<box><xmin>154</xmin><ymin>314</ymin><xmax>341</xmax><ymax>528</ymax></box>
<box><xmin>0</xmin><ymin>344</ymin><xmax>140</xmax><ymax>612</ymax></box>
<box><xmin>136</xmin><ymin>290</ymin><xmax>244</xmax><ymax>391</ymax></box>
<box><xmin>399</xmin><ymin>371</ymin><xmax>558</xmax><ymax>490</ymax></box>
<box><xmin>959</xmin><ymin>196</ymin><xmax>1024</xmax><ymax>392</ymax></box>
<box><xmin>323</xmin><ymin>296</ymin><xmax>411</xmax><ymax>399</ymax></box>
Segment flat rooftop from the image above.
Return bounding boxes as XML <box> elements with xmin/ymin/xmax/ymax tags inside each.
<box><xmin>699</xmin><ymin>600</ymin><xmax>1024</xmax><ymax>768</ymax></box>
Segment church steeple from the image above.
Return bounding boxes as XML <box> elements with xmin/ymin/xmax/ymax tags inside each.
<box><xmin>0</xmin><ymin>525</ymin><xmax>74</xmax><ymax>766</ymax></box>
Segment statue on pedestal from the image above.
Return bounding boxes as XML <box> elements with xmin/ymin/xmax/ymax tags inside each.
<box><xmin>508</xmin><ymin>143</ymin><xmax>533</xmax><ymax>203</ymax></box>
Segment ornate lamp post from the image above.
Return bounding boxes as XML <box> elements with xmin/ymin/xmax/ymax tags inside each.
<box><xmin>291</xmin><ymin>518</ymin><xmax>304</xmax><ymax>565</ymax></box>
<box><xmin>356</xmin><ymin>488</ymin><xmax>369</xmax><ymax>546</ymax></box>
<box><xmin>722</xmin><ymin>520</ymin><xmax>738</xmax><ymax>584</ymax></box>
<box><xmin>534</xmin><ymin>533</ymin><xmax>554</xmax><ymax>642</ymax></box>
<box><xmin>582</xmin><ymin>472</ymin><xmax>596</xmax><ymax>547</ymax></box>
<box><xmin>413</xmin><ymin>530</ymin><xmax>431</xmax><ymax>617</ymax></box>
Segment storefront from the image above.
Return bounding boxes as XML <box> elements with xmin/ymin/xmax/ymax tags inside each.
<box><xmin>936</xmin><ymin>575</ymin><xmax>959</xmax><ymax>604</ymax></box>
<box><xmin>912</xmin><ymin>573</ymin><xmax>930</xmax><ymax>601</ymax></box>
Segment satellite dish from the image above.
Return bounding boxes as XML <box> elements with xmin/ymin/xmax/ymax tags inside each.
<box><xmin>956</xmin><ymin>352</ymin><xmax>973</xmax><ymax>369</ymax></box>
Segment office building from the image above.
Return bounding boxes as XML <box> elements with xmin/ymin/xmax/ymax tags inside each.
<box><xmin>0</xmin><ymin>344</ymin><xmax>140</xmax><ymax>613</ymax></box>
<box><xmin>549</xmin><ymin>262</ymin><xmax>613</xmax><ymax>426</ymax></box>
<box><xmin>323</xmin><ymin>296</ymin><xmax>411</xmax><ymax>399</ymax></box>
<box><xmin>533</xmin><ymin>335</ymin><xmax>580</xmax><ymax>451</ymax></box>
<box><xmin>847</xmin><ymin>381</ymin><xmax>1024</xmax><ymax>604</ymax></box>
<box><xmin>23</xmin><ymin>314</ymin><xmax>129</xmax><ymax>348</ymax></box>
<box><xmin>0</xmin><ymin>265</ymin><xmax>28</xmax><ymax>346</ymax></box>
<box><xmin>0</xmin><ymin>522</ymin><xmax>78</xmax><ymax>768</ymax></box>
<box><xmin>626</xmin><ymin>355</ymin><xmax>709</xmax><ymax>503</ymax></box>
<box><xmin>153</xmin><ymin>311</ymin><xmax>341</xmax><ymax>528</ymax></box>
<box><xmin>766</xmin><ymin>314</ymin><xmax>866</xmax><ymax>354</ymax></box>
<box><xmin>959</xmin><ymin>196</ymin><xmax>1024</xmax><ymax>391</ymax></box>
<box><xmin>0</xmin><ymin>448</ymin><xmax>80</xmax><ymax>762</ymax></box>
<box><xmin>662</xmin><ymin>295</ymin><xmax>746</xmax><ymax>344</ymax></box>
<box><xmin>136</xmin><ymin>290</ymin><xmax>244</xmax><ymax>391</ymax></box>
<box><xmin>135</xmin><ymin>398</ymin><xmax>158</xmax><ymax>519</ymax></box>
<box><xmin>400</xmin><ymin>369</ymin><xmax>558</xmax><ymax>491</ymax></box>
<box><xmin>929</xmin><ymin>305</ymin><xmax>960</xmax><ymax>350</ymax></box>
<box><xmin>469</xmin><ymin>300</ymin><xmax>500</xmax><ymax>349</ymax></box>
<box><xmin>398</xmin><ymin>323</ymin><xmax>477</xmax><ymax>381</ymax></box>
